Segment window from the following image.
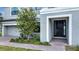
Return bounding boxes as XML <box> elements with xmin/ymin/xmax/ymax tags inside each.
<box><xmin>32</xmin><ymin>7</ymin><xmax>42</xmax><ymax>14</ymax></box>
<box><xmin>34</xmin><ymin>22</ymin><xmax>40</xmax><ymax>33</ymax></box>
<box><xmin>11</xmin><ymin>7</ymin><xmax>18</xmax><ymax>15</ymax></box>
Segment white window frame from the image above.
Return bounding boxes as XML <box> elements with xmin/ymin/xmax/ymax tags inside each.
<box><xmin>10</xmin><ymin>7</ymin><xmax>19</xmax><ymax>16</ymax></box>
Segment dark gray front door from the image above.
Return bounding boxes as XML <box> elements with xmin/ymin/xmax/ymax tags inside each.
<box><xmin>54</xmin><ymin>20</ymin><xmax>66</xmax><ymax>37</ymax></box>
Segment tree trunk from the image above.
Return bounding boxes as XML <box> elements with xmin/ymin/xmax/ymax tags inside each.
<box><xmin>27</xmin><ymin>35</ymin><xmax>29</xmax><ymax>40</ymax></box>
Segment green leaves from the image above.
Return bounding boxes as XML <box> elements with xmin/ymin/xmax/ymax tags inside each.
<box><xmin>17</xmin><ymin>8</ymin><xmax>37</xmax><ymax>38</ymax></box>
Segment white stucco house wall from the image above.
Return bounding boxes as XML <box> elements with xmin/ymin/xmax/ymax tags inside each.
<box><xmin>1</xmin><ymin>7</ymin><xmax>79</xmax><ymax>46</ymax></box>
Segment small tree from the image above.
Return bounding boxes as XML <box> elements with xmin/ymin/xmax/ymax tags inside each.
<box><xmin>17</xmin><ymin>8</ymin><xmax>37</xmax><ymax>40</ymax></box>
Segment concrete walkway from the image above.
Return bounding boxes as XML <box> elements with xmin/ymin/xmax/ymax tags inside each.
<box><xmin>0</xmin><ymin>37</ymin><xmax>66</xmax><ymax>51</ymax></box>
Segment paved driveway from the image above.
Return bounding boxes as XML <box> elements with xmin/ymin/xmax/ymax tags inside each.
<box><xmin>0</xmin><ymin>37</ymin><xmax>66</xmax><ymax>51</ymax></box>
<box><xmin>0</xmin><ymin>36</ymin><xmax>17</xmax><ymax>42</ymax></box>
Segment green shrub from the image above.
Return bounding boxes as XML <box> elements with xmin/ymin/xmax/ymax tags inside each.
<box><xmin>10</xmin><ymin>38</ymin><xmax>15</xmax><ymax>42</ymax></box>
<box><xmin>10</xmin><ymin>35</ymin><xmax>50</xmax><ymax>46</ymax></box>
<box><xmin>41</xmin><ymin>42</ymin><xmax>50</xmax><ymax>46</ymax></box>
<box><xmin>15</xmin><ymin>38</ymin><xmax>19</xmax><ymax>42</ymax></box>
<box><xmin>18</xmin><ymin>40</ymin><xmax>23</xmax><ymax>43</ymax></box>
<box><xmin>23</xmin><ymin>39</ymin><xmax>31</xmax><ymax>43</ymax></box>
<box><xmin>0</xmin><ymin>32</ymin><xmax>2</xmax><ymax>36</ymax></box>
<box><xmin>23</xmin><ymin>40</ymin><xmax>28</xmax><ymax>43</ymax></box>
<box><xmin>33</xmin><ymin>41</ymin><xmax>41</xmax><ymax>45</ymax></box>
<box><xmin>16</xmin><ymin>38</ymin><xmax>23</xmax><ymax>43</ymax></box>
<box><xmin>32</xmin><ymin>34</ymin><xmax>40</xmax><ymax>41</ymax></box>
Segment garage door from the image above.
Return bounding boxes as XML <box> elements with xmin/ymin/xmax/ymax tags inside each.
<box><xmin>6</xmin><ymin>26</ymin><xmax>20</xmax><ymax>37</ymax></box>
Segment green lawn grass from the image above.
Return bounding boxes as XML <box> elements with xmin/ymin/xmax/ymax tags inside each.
<box><xmin>65</xmin><ymin>45</ymin><xmax>79</xmax><ymax>51</ymax></box>
<box><xmin>0</xmin><ymin>45</ymin><xmax>40</xmax><ymax>51</ymax></box>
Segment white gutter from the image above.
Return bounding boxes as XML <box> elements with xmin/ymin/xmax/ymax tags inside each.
<box><xmin>40</xmin><ymin>7</ymin><xmax>79</xmax><ymax>14</ymax></box>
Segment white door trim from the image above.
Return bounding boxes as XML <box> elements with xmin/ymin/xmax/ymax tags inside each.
<box><xmin>47</xmin><ymin>14</ymin><xmax>72</xmax><ymax>45</ymax></box>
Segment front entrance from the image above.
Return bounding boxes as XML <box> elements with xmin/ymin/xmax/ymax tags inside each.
<box><xmin>54</xmin><ymin>20</ymin><xmax>66</xmax><ymax>37</ymax></box>
<box><xmin>46</xmin><ymin>15</ymin><xmax>72</xmax><ymax>45</ymax></box>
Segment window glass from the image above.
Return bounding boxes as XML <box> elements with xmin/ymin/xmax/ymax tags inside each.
<box><xmin>34</xmin><ymin>22</ymin><xmax>40</xmax><ymax>33</ymax></box>
<box><xmin>11</xmin><ymin>7</ymin><xmax>18</xmax><ymax>15</ymax></box>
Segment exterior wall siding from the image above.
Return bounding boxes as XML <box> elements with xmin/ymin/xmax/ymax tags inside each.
<box><xmin>40</xmin><ymin>14</ymin><xmax>47</xmax><ymax>42</ymax></box>
<box><xmin>2</xmin><ymin>21</ymin><xmax>17</xmax><ymax>25</ymax></box>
